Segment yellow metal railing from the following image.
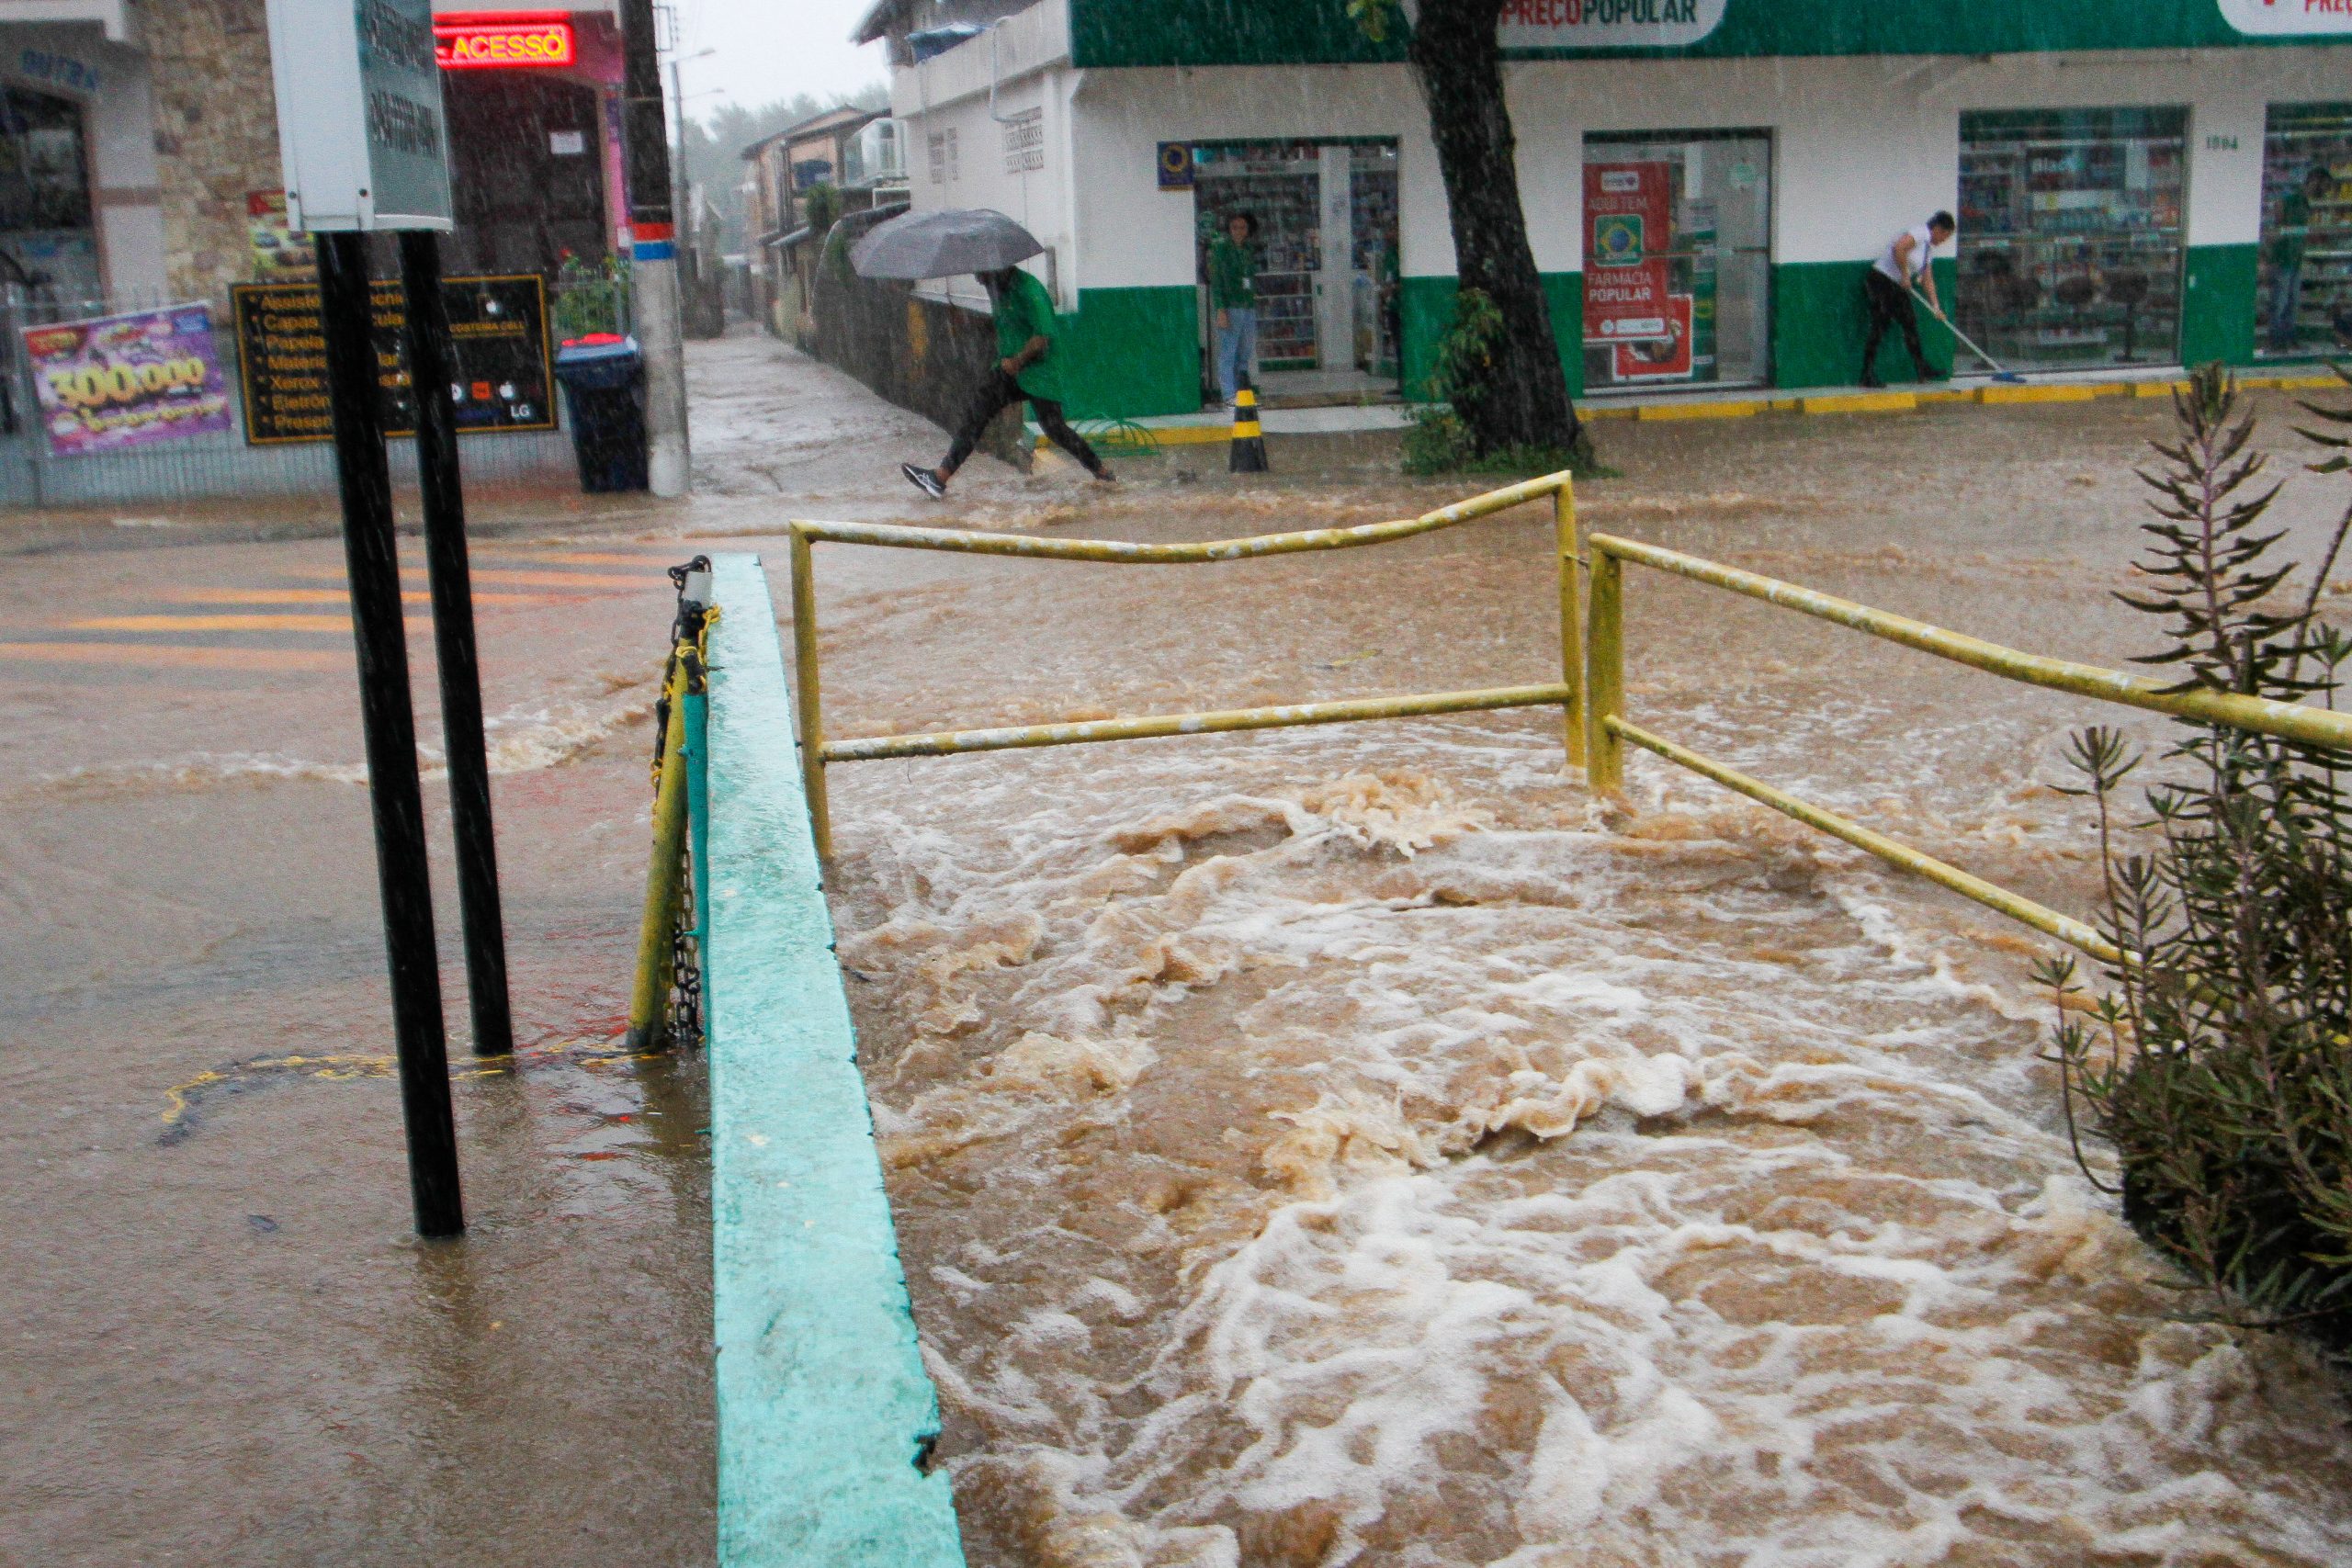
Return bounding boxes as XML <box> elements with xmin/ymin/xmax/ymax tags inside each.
<box><xmin>786</xmin><ymin>473</ymin><xmax>1586</xmax><ymax>858</ymax></box>
<box><xmin>1580</xmin><ymin>532</ymin><xmax>2352</xmax><ymax>963</ymax></box>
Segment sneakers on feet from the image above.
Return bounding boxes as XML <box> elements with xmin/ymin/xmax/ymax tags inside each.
<box><xmin>901</xmin><ymin>462</ymin><xmax>946</xmax><ymax>499</ymax></box>
<box><xmin>1091</xmin><ymin>466</ymin><xmax>1118</xmax><ymax>485</ymax></box>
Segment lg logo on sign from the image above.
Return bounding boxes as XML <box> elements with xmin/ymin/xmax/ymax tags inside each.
<box><xmin>2217</xmin><ymin>0</ymin><xmax>2352</xmax><ymax>34</ymax></box>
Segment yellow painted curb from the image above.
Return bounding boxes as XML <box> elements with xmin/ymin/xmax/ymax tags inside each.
<box><xmin>2132</xmin><ymin>379</ymin><xmax>2189</xmax><ymax>400</ymax></box>
<box><xmin>1917</xmin><ymin>389</ymin><xmax>1975</xmax><ymax>405</ymax></box>
<box><xmin>1979</xmin><ymin>382</ymin><xmax>2101</xmax><ymax>405</ymax></box>
<box><xmin>1800</xmin><ymin>391</ymin><xmax>1917</xmax><ymax>414</ymax></box>
<box><xmin>1637</xmin><ymin>399</ymin><xmax>1762</xmax><ymax>421</ymax></box>
<box><xmin>1583</xmin><ymin>404</ymin><xmax>1639</xmax><ymax>421</ymax></box>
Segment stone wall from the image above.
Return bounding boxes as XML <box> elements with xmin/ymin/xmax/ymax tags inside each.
<box><xmin>141</xmin><ymin>0</ymin><xmax>281</xmax><ymax>305</ymax></box>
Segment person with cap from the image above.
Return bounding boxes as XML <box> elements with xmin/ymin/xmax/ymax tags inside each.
<box><xmin>1207</xmin><ymin>211</ymin><xmax>1260</xmax><ymax>406</ymax></box>
<box><xmin>1861</xmin><ymin>209</ymin><xmax>1955</xmax><ymax>388</ymax></box>
<box><xmin>902</xmin><ymin>264</ymin><xmax>1113</xmax><ymax>498</ymax></box>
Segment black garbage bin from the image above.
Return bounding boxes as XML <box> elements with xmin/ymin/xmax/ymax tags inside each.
<box><xmin>552</xmin><ymin>333</ymin><xmax>649</xmax><ymax>493</ymax></box>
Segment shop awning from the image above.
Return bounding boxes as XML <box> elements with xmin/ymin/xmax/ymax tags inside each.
<box><xmin>4</xmin><ymin>0</ymin><xmax>137</xmax><ymax>42</ymax></box>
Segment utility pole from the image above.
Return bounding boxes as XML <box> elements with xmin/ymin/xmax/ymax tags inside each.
<box><xmin>618</xmin><ymin>0</ymin><xmax>688</xmax><ymax>496</ymax></box>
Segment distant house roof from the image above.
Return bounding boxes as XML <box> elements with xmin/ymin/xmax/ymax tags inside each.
<box><xmin>741</xmin><ymin>107</ymin><xmax>882</xmax><ymax>163</ymax></box>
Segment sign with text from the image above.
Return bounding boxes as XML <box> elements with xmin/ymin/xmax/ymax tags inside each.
<box><xmin>2217</xmin><ymin>0</ymin><xmax>2352</xmax><ymax>35</ymax></box>
<box><xmin>1611</xmin><ymin>293</ymin><xmax>1694</xmax><ymax>380</ymax></box>
<box><xmin>231</xmin><ymin>274</ymin><xmax>553</xmax><ymax>446</ymax></box>
<box><xmin>434</xmin><ymin>13</ymin><xmax>577</xmax><ymax>67</ymax></box>
<box><xmin>1584</xmin><ymin>161</ymin><xmax>1675</xmax><ymax>343</ymax></box>
<box><xmin>246</xmin><ymin>190</ymin><xmax>318</xmax><ymax>282</ymax></box>
<box><xmin>263</xmin><ymin>0</ymin><xmax>452</xmax><ymax>231</ymax></box>
<box><xmin>22</xmin><ymin>304</ymin><xmax>233</xmax><ymax>458</ymax></box>
<box><xmin>1498</xmin><ymin>0</ymin><xmax>1729</xmax><ymax>50</ymax></box>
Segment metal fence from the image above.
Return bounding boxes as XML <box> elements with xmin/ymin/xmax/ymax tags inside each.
<box><xmin>0</xmin><ymin>284</ymin><xmax>577</xmax><ymax>512</ymax></box>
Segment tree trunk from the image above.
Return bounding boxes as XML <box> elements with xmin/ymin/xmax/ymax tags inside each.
<box><xmin>1408</xmin><ymin>0</ymin><xmax>1579</xmax><ymax>453</ymax></box>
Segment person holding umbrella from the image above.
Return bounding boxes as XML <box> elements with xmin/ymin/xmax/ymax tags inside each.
<box><xmin>848</xmin><ymin>207</ymin><xmax>1114</xmax><ymax>497</ymax></box>
<box><xmin>901</xmin><ymin>263</ymin><xmax>1112</xmax><ymax>498</ymax></box>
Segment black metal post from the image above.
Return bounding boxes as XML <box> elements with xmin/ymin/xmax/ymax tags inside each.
<box><xmin>398</xmin><ymin>230</ymin><xmax>514</xmax><ymax>1060</ymax></box>
<box><xmin>318</xmin><ymin>230</ymin><xmax>464</xmax><ymax>1239</ymax></box>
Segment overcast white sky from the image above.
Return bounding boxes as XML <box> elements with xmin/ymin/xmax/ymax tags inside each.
<box><xmin>670</xmin><ymin>0</ymin><xmax>890</xmax><ymax>120</ymax></box>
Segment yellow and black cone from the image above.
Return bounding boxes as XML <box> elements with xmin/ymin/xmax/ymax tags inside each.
<box><xmin>1228</xmin><ymin>385</ymin><xmax>1269</xmax><ymax>474</ymax></box>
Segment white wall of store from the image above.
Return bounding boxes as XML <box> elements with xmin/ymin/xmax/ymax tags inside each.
<box><xmin>892</xmin><ymin>42</ymin><xmax>2352</xmax><ymax>304</ymax></box>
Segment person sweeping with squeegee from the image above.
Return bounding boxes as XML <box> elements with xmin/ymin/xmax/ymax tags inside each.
<box><xmin>1860</xmin><ymin>210</ymin><xmax>1955</xmax><ymax>388</ymax></box>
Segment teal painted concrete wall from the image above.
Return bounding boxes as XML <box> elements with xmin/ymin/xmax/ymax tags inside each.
<box><xmin>705</xmin><ymin>553</ymin><xmax>967</xmax><ymax>1568</ymax></box>
<box><xmin>1057</xmin><ymin>286</ymin><xmax>1201</xmax><ymax>421</ymax></box>
<box><xmin>1399</xmin><ymin>272</ymin><xmax>1585</xmax><ymax>403</ymax></box>
<box><xmin>2183</xmin><ymin>243</ymin><xmax>2260</xmax><ymax>368</ymax></box>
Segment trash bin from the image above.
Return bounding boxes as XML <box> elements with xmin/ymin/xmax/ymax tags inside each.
<box><xmin>552</xmin><ymin>333</ymin><xmax>648</xmax><ymax>493</ymax></box>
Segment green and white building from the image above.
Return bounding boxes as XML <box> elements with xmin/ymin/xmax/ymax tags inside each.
<box><xmin>854</xmin><ymin>0</ymin><xmax>2352</xmax><ymax>418</ymax></box>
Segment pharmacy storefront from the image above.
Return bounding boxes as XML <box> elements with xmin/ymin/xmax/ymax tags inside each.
<box><xmin>879</xmin><ymin>0</ymin><xmax>2352</xmax><ymax>420</ymax></box>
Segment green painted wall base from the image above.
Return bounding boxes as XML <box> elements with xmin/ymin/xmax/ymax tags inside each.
<box><xmin>1399</xmin><ymin>272</ymin><xmax>1585</xmax><ymax>404</ymax></box>
<box><xmin>706</xmin><ymin>553</ymin><xmax>966</xmax><ymax>1568</ymax></box>
<box><xmin>1056</xmin><ymin>286</ymin><xmax>1200</xmax><ymax>421</ymax></box>
<box><xmin>2183</xmin><ymin>243</ymin><xmax>2259</xmax><ymax>368</ymax></box>
<box><xmin>1770</xmin><ymin>258</ymin><xmax>1959</xmax><ymax>389</ymax></box>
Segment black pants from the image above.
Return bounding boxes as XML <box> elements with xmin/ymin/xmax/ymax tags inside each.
<box><xmin>944</xmin><ymin>368</ymin><xmax>1103</xmax><ymax>476</ymax></box>
<box><xmin>1860</xmin><ymin>269</ymin><xmax>1929</xmax><ymax>380</ymax></box>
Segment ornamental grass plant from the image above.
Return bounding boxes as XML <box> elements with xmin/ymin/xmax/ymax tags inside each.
<box><xmin>2042</xmin><ymin>364</ymin><xmax>2352</xmax><ymax>1348</ymax></box>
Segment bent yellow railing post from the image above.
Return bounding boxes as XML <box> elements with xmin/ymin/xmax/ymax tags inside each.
<box><xmin>787</xmin><ymin>524</ymin><xmax>831</xmax><ymax>861</ymax></box>
<box><xmin>1609</xmin><ymin>715</ymin><xmax>2123</xmax><ymax>963</ymax></box>
<box><xmin>627</xmin><ymin>650</ymin><xmax>695</xmax><ymax>1051</ymax></box>
<box><xmin>1585</xmin><ymin>544</ymin><xmax>1625</xmax><ymax>795</ymax></box>
<box><xmin>821</xmin><ymin>682</ymin><xmax>1572</xmax><ymax>761</ymax></box>
<box><xmin>1555</xmin><ymin>479</ymin><xmax>1585</xmax><ymax>769</ymax></box>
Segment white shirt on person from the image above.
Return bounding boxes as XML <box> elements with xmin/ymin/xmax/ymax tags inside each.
<box><xmin>1873</xmin><ymin>222</ymin><xmax>1939</xmax><ymax>284</ymax></box>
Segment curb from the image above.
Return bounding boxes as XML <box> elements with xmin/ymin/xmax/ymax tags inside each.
<box><xmin>1036</xmin><ymin>372</ymin><xmax>2340</xmax><ymax>448</ymax></box>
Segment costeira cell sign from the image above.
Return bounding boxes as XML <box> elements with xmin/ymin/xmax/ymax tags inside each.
<box><xmin>1498</xmin><ymin>0</ymin><xmax>1729</xmax><ymax>50</ymax></box>
<box><xmin>261</xmin><ymin>0</ymin><xmax>453</xmax><ymax>232</ymax></box>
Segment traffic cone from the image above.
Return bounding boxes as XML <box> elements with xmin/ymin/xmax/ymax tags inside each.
<box><xmin>1228</xmin><ymin>383</ymin><xmax>1269</xmax><ymax>474</ymax></box>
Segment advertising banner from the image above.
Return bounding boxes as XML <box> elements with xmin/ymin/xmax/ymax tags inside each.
<box><xmin>1584</xmin><ymin>161</ymin><xmax>1676</xmax><ymax>344</ymax></box>
<box><xmin>1611</xmin><ymin>294</ymin><xmax>1694</xmax><ymax>380</ymax></box>
<box><xmin>1498</xmin><ymin>0</ymin><xmax>1730</xmax><ymax>51</ymax></box>
<box><xmin>22</xmin><ymin>304</ymin><xmax>233</xmax><ymax>458</ymax></box>
<box><xmin>246</xmin><ymin>190</ymin><xmax>318</xmax><ymax>283</ymax></box>
<box><xmin>232</xmin><ymin>274</ymin><xmax>554</xmax><ymax>446</ymax></box>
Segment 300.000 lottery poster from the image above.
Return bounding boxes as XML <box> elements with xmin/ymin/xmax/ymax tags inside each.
<box><xmin>21</xmin><ymin>304</ymin><xmax>234</xmax><ymax>458</ymax></box>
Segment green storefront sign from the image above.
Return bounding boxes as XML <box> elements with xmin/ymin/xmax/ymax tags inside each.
<box><xmin>1071</xmin><ymin>0</ymin><xmax>2341</xmax><ymax>68</ymax></box>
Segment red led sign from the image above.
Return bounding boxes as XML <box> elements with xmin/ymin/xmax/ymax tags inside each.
<box><xmin>434</xmin><ymin>12</ymin><xmax>576</xmax><ymax>69</ymax></box>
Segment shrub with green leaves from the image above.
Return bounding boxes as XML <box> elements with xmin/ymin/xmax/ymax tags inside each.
<box><xmin>2043</xmin><ymin>363</ymin><xmax>2352</xmax><ymax>1347</ymax></box>
<box><xmin>1403</xmin><ymin>288</ymin><xmax>1598</xmax><ymax>477</ymax></box>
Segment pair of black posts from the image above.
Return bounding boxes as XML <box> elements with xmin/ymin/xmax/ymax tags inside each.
<box><xmin>318</xmin><ymin>228</ymin><xmax>512</xmax><ymax>1240</ymax></box>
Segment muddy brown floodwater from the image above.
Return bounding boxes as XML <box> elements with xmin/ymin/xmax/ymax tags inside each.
<box><xmin>6</xmin><ymin>328</ymin><xmax>2352</xmax><ymax>1567</ymax></box>
<box><xmin>804</xmin><ymin>389</ymin><xmax>2352</xmax><ymax>1566</ymax></box>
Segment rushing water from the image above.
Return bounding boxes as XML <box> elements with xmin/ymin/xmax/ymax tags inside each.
<box><xmin>808</xmin><ymin>394</ymin><xmax>2352</xmax><ymax>1566</ymax></box>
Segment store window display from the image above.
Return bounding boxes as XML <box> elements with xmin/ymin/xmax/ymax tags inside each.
<box><xmin>1955</xmin><ymin>107</ymin><xmax>2186</xmax><ymax>372</ymax></box>
<box><xmin>2257</xmin><ymin>104</ymin><xmax>2352</xmax><ymax>360</ymax></box>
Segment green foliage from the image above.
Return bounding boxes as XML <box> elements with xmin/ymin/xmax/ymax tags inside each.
<box><xmin>550</xmin><ymin>251</ymin><xmax>631</xmax><ymax>341</ymax></box>
<box><xmin>1402</xmin><ymin>288</ymin><xmax>1598</xmax><ymax>477</ymax></box>
<box><xmin>2044</xmin><ymin>363</ymin><xmax>2352</xmax><ymax>1348</ymax></box>
<box><xmin>803</xmin><ymin>183</ymin><xmax>845</xmax><ymax>237</ymax></box>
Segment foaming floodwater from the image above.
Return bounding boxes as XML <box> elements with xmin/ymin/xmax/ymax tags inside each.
<box><xmin>818</xmin><ymin>441</ymin><xmax>2352</xmax><ymax>1566</ymax></box>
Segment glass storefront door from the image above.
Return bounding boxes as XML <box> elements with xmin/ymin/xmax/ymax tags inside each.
<box><xmin>1191</xmin><ymin>140</ymin><xmax>1400</xmax><ymax>400</ymax></box>
<box><xmin>1581</xmin><ymin>130</ymin><xmax>1772</xmax><ymax>394</ymax></box>
<box><xmin>0</xmin><ymin>85</ymin><xmax>97</xmax><ymax>305</ymax></box>
<box><xmin>1956</xmin><ymin>108</ymin><xmax>2186</xmax><ymax>372</ymax></box>
<box><xmin>2256</xmin><ymin>104</ymin><xmax>2352</xmax><ymax>361</ymax></box>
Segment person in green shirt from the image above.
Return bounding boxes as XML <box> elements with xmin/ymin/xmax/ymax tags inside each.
<box><xmin>902</xmin><ymin>265</ymin><xmax>1112</xmax><ymax>498</ymax></box>
<box><xmin>2269</xmin><ymin>166</ymin><xmax>2331</xmax><ymax>355</ymax></box>
<box><xmin>1206</xmin><ymin>211</ymin><xmax>1259</xmax><ymax>405</ymax></box>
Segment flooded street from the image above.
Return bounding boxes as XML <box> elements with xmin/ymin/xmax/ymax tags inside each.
<box><xmin>6</xmin><ymin>330</ymin><xmax>2352</xmax><ymax>1563</ymax></box>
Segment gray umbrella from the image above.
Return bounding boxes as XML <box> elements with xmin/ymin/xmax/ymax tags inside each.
<box><xmin>850</xmin><ymin>208</ymin><xmax>1044</xmax><ymax>280</ymax></box>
